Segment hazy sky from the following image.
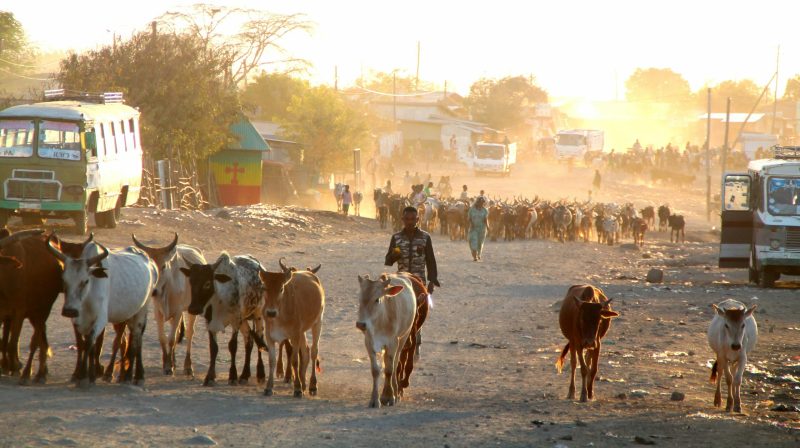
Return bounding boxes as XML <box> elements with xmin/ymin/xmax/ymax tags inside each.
<box><xmin>8</xmin><ymin>0</ymin><xmax>799</xmax><ymax>100</ymax></box>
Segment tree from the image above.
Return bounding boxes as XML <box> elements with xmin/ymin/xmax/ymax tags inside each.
<box><xmin>465</xmin><ymin>75</ymin><xmax>548</xmax><ymax>130</ymax></box>
<box><xmin>0</xmin><ymin>12</ymin><xmax>35</xmax><ymax>78</ymax></box>
<box><xmin>57</xmin><ymin>30</ymin><xmax>240</xmax><ymax>164</ymax></box>
<box><xmin>278</xmin><ymin>86</ymin><xmax>371</xmax><ymax>174</ymax></box>
<box><xmin>157</xmin><ymin>3</ymin><xmax>313</xmax><ymax>87</ymax></box>
<box><xmin>356</xmin><ymin>70</ymin><xmax>435</xmax><ymax>94</ymax></box>
<box><xmin>783</xmin><ymin>75</ymin><xmax>800</xmax><ymax>102</ymax></box>
<box><xmin>240</xmin><ymin>71</ymin><xmax>309</xmax><ymax>121</ymax></box>
<box><xmin>705</xmin><ymin>79</ymin><xmax>762</xmax><ymax>112</ymax></box>
<box><xmin>625</xmin><ymin>68</ymin><xmax>692</xmax><ymax>104</ymax></box>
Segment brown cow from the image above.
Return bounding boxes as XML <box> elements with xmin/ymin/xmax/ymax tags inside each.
<box><xmin>394</xmin><ymin>272</ymin><xmax>430</xmax><ymax>396</ymax></box>
<box><xmin>0</xmin><ymin>229</ymin><xmax>62</xmax><ymax>384</ymax></box>
<box><xmin>257</xmin><ymin>259</ymin><xmax>325</xmax><ymax>397</ymax></box>
<box><xmin>555</xmin><ymin>284</ymin><xmax>619</xmax><ymax>402</ymax></box>
<box><xmin>632</xmin><ymin>217</ymin><xmax>648</xmax><ymax>247</ymax></box>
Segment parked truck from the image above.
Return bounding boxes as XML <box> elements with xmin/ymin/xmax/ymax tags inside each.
<box><xmin>473</xmin><ymin>141</ymin><xmax>517</xmax><ymax>176</ymax></box>
<box><xmin>554</xmin><ymin>129</ymin><xmax>604</xmax><ymax>161</ymax></box>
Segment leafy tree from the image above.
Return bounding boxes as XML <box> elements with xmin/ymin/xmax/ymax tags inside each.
<box><xmin>57</xmin><ymin>31</ymin><xmax>240</xmax><ymax>164</ymax></box>
<box><xmin>704</xmin><ymin>79</ymin><xmax>762</xmax><ymax>112</ymax></box>
<box><xmin>465</xmin><ymin>75</ymin><xmax>548</xmax><ymax>130</ymax></box>
<box><xmin>783</xmin><ymin>75</ymin><xmax>800</xmax><ymax>102</ymax></box>
<box><xmin>278</xmin><ymin>86</ymin><xmax>371</xmax><ymax>173</ymax></box>
<box><xmin>625</xmin><ymin>68</ymin><xmax>691</xmax><ymax>104</ymax></box>
<box><xmin>240</xmin><ymin>71</ymin><xmax>309</xmax><ymax>121</ymax></box>
<box><xmin>356</xmin><ymin>70</ymin><xmax>435</xmax><ymax>94</ymax></box>
<box><xmin>157</xmin><ymin>3</ymin><xmax>312</xmax><ymax>87</ymax></box>
<box><xmin>0</xmin><ymin>12</ymin><xmax>35</xmax><ymax>78</ymax></box>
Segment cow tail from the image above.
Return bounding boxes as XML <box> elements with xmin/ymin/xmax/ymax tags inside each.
<box><xmin>709</xmin><ymin>360</ymin><xmax>718</xmax><ymax>384</ymax></box>
<box><xmin>555</xmin><ymin>343</ymin><xmax>570</xmax><ymax>374</ymax></box>
<box><xmin>315</xmin><ymin>357</ymin><xmax>322</xmax><ymax>374</ymax></box>
<box><xmin>177</xmin><ymin>316</ymin><xmax>185</xmax><ymax>344</ymax></box>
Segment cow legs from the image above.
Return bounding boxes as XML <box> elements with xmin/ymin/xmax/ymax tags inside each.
<box><xmin>713</xmin><ymin>357</ymin><xmax>725</xmax><ymax>407</ymax></box>
<box><xmin>227</xmin><ymin>329</ymin><xmax>239</xmax><ymax>385</ymax></box>
<box><xmin>567</xmin><ymin>346</ymin><xmax>577</xmax><ymax>400</ymax></box>
<box><xmin>732</xmin><ymin>357</ymin><xmax>746</xmax><ymax>413</ymax></box>
<box><xmin>183</xmin><ymin>312</ymin><xmax>197</xmax><ymax>377</ymax></box>
<box><xmin>577</xmin><ymin>345</ymin><xmax>590</xmax><ymax>402</ymax></box>
<box><xmin>19</xmin><ymin>322</ymin><xmax>40</xmax><ymax>385</ymax></box>
<box><xmin>367</xmin><ymin>343</ymin><xmax>383</xmax><ymax>408</ymax></box>
<box><xmin>587</xmin><ymin>345</ymin><xmax>601</xmax><ymax>400</ymax></box>
<box><xmin>381</xmin><ymin>339</ymin><xmax>401</xmax><ymax>406</ymax></box>
<box><xmin>204</xmin><ymin>331</ymin><xmax>218</xmax><ymax>386</ymax></box>
<box><xmin>309</xmin><ymin>320</ymin><xmax>322</xmax><ymax>396</ymax></box>
<box><xmin>71</xmin><ymin>324</ymin><xmax>82</xmax><ymax>383</ymax></box>
<box><xmin>290</xmin><ymin>334</ymin><xmax>307</xmax><ymax>397</ymax></box>
<box><xmin>103</xmin><ymin>323</ymin><xmax>126</xmax><ymax>382</ymax></box>
<box><xmin>263</xmin><ymin>337</ymin><xmax>277</xmax><ymax>396</ymax></box>
<box><xmin>6</xmin><ymin>316</ymin><xmax>23</xmax><ymax>375</ymax></box>
<box><xmin>155</xmin><ymin>306</ymin><xmax>172</xmax><ymax>375</ymax></box>
<box><xmin>126</xmin><ymin>307</ymin><xmax>148</xmax><ymax>385</ymax></box>
<box><xmin>239</xmin><ymin>321</ymin><xmax>254</xmax><ymax>385</ymax></box>
<box><xmin>254</xmin><ymin>318</ymin><xmax>265</xmax><ymax>385</ymax></box>
<box><xmin>723</xmin><ymin>360</ymin><xmax>734</xmax><ymax>412</ymax></box>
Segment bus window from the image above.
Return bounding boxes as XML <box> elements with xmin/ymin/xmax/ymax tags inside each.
<box><xmin>38</xmin><ymin>121</ymin><xmax>81</xmax><ymax>161</ymax></box>
<box><xmin>95</xmin><ymin>124</ymin><xmax>104</xmax><ymax>158</ymax></box>
<box><xmin>105</xmin><ymin>122</ymin><xmax>116</xmax><ymax>156</ymax></box>
<box><xmin>114</xmin><ymin>121</ymin><xmax>124</xmax><ymax>154</ymax></box>
<box><xmin>121</xmin><ymin>120</ymin><xmax>130</xmax><ymax>152</ymax></box>
<box><xmin>129</xmin><ymin>118</ymin><xmax>136</xmax><ymax>150</ymax></box>
<box><xmin>0</xmin><ymin>119</ymin><xmax>34</xmax><ymax>158</ymax></box>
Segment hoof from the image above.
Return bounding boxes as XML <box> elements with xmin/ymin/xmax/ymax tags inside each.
<box><xmin>293</xmin><ymin>390</ymin><xmax>303</xmax><ymax>398</ymax></box>
<box><xmin>134</xmin><ymin>378</ymin><xmax>145</xmax><ymax>386</ymax></box>
<box><xmin>309</xmin><ymin>387</ymin><xmax>317</xmax><ymax>396</ymax></box>
<box><xmin>18</xmin><ymin>377</ymin><xmax>30</xmax><ymax>386</ymax></box>
<box><xmin>369</xmin><ymin>400</ymin><xmax>380</xmax><ymax>408</ymax></box>
<box><xmin>257</xmin><ymin>377</ymin><xmax>266</xmax><ymax>386</ymax></box>
<box><xmin>264</xmin><ymin>388</ymin><xmax>273</xmax><ymax>396</ymax></box>
<box><xmin>102</xmin><ymin>375</ymin><xmax>113</xmax><ymax>383</ymax></box>
<box><xmin>163</xmin><ymin>368</ymin><xmax>174</xmax><ymax>376</ymax></box>
<box><xmin>184</xmin><ymin>367</ymin><xmax>194</xmax><ymax>377</ymax></box>
<box><xmin>238</xmin><ymin>377</ymin><xmax>249</xmax><ymax>385</ymax></box>
<box><xmin>78</xmin><ymin>378</ymin><xmax>91</xmax><ymax>389</ymax></box>
<box><xmin>33</xmin><ymin>375</ymin><xmax>47</xmax><ymax>385</ymax></box>
<box><xmin>228</xmin><ymin>378</ymin><xmax>238</xmax><ymax>386</ymax></box>
<box><xmin>203</xmin><ymin>378</ymin><xmax>216</xmax><ymax>387</ymax></box>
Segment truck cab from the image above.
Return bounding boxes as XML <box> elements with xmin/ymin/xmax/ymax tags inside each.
<box><xmin>473</xmin><ymin>141</ymin><xmax>517</xmax><ymax>176</ymax></box>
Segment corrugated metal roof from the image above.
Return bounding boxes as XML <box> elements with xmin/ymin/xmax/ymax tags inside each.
<box><xmin>229</xmin><ymin>118</ymin><xmax>270</xmax><ymax>151</ymax></box>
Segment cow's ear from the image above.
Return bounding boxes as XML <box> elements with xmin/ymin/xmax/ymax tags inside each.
<box><xmin>283</xmin><ymin>270</ymin><xmax>293</xmax><ymax>284</ymax></box>
<box><xmin>572</xmin><ymin>295</ymin><xmax>583</xmax><ymax>307</ymax></box>
<box><xmin>745</xmin><ymin>304</ymin><xmax>757</xmax><ymax>316</ymax></box>
<box><xmin>711</xmin><ymin>303</ymin><xmax>724</xmax><ymax>316</ymax></box>
<box><xmin>600</xmin><ymin>310</ymin><xmax>619</xmax><ymax>319</ymax></box>
<box><xmin>385</xmin><ymin>285</ymin><xmax>404</xmax><ymax>297</ymax></box>
<box><xmin>90</xmin><ymin>267</ymin><xmax>108</xmax><ymax>278</ymax></box>
<box><xmin>0</xmin><ymin>256</ymin><xmax>22</xmax><ymax>269</ymax></box>
<box><xmin>214</xmin><ymin>274</ymin><xmax>232</xmax><ymax>283</ymax></box>
<box><xmin>180</xmin><ymin>267</ymin><xmax>191</xmax><ymax>277</ymax></box>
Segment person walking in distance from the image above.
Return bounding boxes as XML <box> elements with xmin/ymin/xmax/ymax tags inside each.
<box><xmin>342</xmin><ymin>184</ymin><xmax>353</xmax><ymax>216</ymax></box>
<box><xmin>460</xmin><ymin>184</ymin><xmax>469</xmax><ymax>201</ymax></box>
<box><xmin>385</xmin><ymin>206</ymin><xmax>440</xmax><ymax>355</ymax></box>
<box><xmin>593</xmin><ymin>169</ymin><xmax>602</xmax><ymax>191</ymax></box>
<box><xmin>467</xmin><ymin>196</ymin><xmax>489</xmax><ymax>261</ymax></box>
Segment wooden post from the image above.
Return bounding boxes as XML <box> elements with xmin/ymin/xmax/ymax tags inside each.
<box><xmin>705</xmin><ymin>88</ymin><xmax>712</xmax><ymax>221</ymax></box>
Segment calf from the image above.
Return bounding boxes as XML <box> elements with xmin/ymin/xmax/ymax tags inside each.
<box><xmin>556</xmin><ymin>284</ymin><xmax>619</xmax><ymax>402</ymax></box>
<box><xmin>257</xmin><ymin>259</ymin><xmax>325</xmax><ymax>398</ymax></box>
<box><xmin>657</xmin><ymin>205</ymin><xmax>670</xmax><ymax>232</ymax></box>
<box><xmin>640</xmin><ymin>206</ymin><xmax>655</xmax><ymax>228</ymax></box>
<box><xmin>47</xmin><ymin>236</ymin><xmax>157</xmax><ymax>386</ymax></box>
<box><xmin>632</xmin><ymin>217</ymin><xmax>648</xmax><ymax>247</ymax></box>
<box><xmin>668</xmin><ymin>214</ymin><xmax>685</xmax><ymax>243</ymax></box>
<box><xmin>707</xmin><ymin>299</ymin><xmax>758</xmax><ymax>413</ymax></box>
<box><xmin>133</xmin><ymin>233</ymin><xmax>206</xmax><ymax>376</ymax></box>
<box><xmin>394</xmin><ymin>272</ymin><xmax>430</xmax><ymax>396</ymax></box>
<box><xmin>181</xmin><ymin>253</ymin><xmax>265</xmax><ymax>386</ymax></box>
<box><xmin>356</xmin><ymin>273</ymin><xmax>416</xmax><ymax>408</ymax></box>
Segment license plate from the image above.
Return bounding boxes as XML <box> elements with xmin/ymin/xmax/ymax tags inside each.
<box><xmin>19</xmin><ymin>202</ymin><xmax>41</xmax><ymax>210</ymax></box>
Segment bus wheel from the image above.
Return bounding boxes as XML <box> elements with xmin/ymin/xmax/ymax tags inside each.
<box><xmin>759</xmin><ymin>268</ymin><xmax>777</xmax><ymax>288</ymax></box>
<box><xmin>73</xmin><ymin>211</ymin><xmax>88</xmax><ymax>235</ymax></box>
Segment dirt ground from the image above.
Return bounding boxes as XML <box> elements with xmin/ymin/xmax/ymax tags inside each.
<box><xmin>0</xmin><ymin>160</ymin><xmax>798</xmax><ymax>447</ymax></box>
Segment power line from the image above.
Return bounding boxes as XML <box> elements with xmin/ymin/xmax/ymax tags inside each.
<box><xmin>0</xmin><ymin>67</ymin><xmax>56</xmax><ymax>81</ymax></box>
<box><xmin>0</xmin><ymin>56</ymin><xmax>41</xmax><ymax>68</ymax></box>
<box><xmin>352</xmin><ymin>83</ymin><xmax>438</xmax><ymax>98</ymax></box>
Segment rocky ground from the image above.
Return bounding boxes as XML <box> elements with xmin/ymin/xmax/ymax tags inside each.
<box><xmin>0</xmin><ymin>161</ymin><xmax>798</xmax><ymax>447</ymax></box>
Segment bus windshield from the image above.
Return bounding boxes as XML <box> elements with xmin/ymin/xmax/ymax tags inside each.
<box><xmin>767</xmin><ymin>177</ymin><xmax>800</xmax><ymax>215</ymax></box>
<box><xmin>0</xmin><ymin>119</ymin><xmax>34</xmax><ymax>158</ymax></box>
<box><xmin>38</xmin><ymin>121</ymin><xmax>81</xmax><ymax>161</ymax></box>
<box><xmin>556</xmin><ymin>134</ymin><xmax>586</xmax><ymax>146</ymax></box>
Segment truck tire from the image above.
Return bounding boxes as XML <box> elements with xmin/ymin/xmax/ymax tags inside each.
<box><xmin>759</xmin><ymin>268</ymin><xmax>777</xmax><ymax>288</ymax></box>
<box><xmin>73</xmin><ymin>211</ymin><xmax>88</xmax><ymax>235</ymax></box>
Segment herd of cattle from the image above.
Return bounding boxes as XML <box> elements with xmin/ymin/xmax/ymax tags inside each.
<box><xmin>374</xmin><ymin>190</ymin><xmax>687</xmax><ymax>246</ymax></box>
<box><xmin>0</xmin><ymin>229</ymin><xmax>428</xmax><ymax>407</ymax></box>
<box><xmin>0</xmin><ymin>223</ymin><xmax>757</xmax><ymax>414</ymax></box>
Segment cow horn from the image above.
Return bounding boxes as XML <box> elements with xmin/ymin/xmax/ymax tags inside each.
<box><xmin>86</xmin><ymin>243</ymin><xmax>110</xmax><ymax>267</ymax></box>
<box><xmin>0</xmin><ymin>229</ymin><xmax>44</xmax><ymax>249</ymax></box>
<box><xmin>46</xmin><ymin>233</ymin><xmax>67</xmax><ymax>263</ymax></box>
<box><xmin>82</xmin><ymin>232</ymin><xmax>94</xmax><ymax>247</ymax></box>
<box><xmin>166</xmin><ymin>232</ymin><xmax>179</xmax><ymax>253</ymax></box>
<box><xmin>308</xmin><ymin>264</ymin><xmax>321</xmax><ymax>274</ymax></box>
<box><xmin>131</xmin><ymin>233</ymin><xmax>150</xmax><ymax>251</ymax></box>
<box><xmin>181</xmin><ymin>255</ymin><xmax>197</xmax><ymax>269</ymax></box>
<box><xmin>278</xmin><ymin>257</ymin><xmax>289</xmax><ymax>273</ymax></box>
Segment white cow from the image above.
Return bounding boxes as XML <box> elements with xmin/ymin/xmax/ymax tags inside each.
<box><xmin>181</xmin><ymin>253</ymin><xmax>265</xmax><ymax>386</ymax></box>
<box><xmin>356</xmin><ymin>273</ymin><xmax>416</xmax><ymax>408</ymax></box>
<box><xmin>132</xmin><ymin>233</ymin><xmax>206</xmax><ymax>376</ymax></box>
<box><xmin>707</xmin><ymin>299</ymin><xmax>758</xmax><ymax>413</ymax></box>
<box><xmin>47</xmin><ymin>235</ymin><xmax>157</xmax><ymax>387</ymax></box>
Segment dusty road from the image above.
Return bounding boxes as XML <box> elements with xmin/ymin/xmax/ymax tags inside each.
<box><xmin>0</xmin><ymin>161</ymin><xmax>798</xmax><ymax>447</ymax></box>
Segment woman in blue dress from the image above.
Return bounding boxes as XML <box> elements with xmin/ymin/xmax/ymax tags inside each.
<box><xmin>468</xmin><ymin>197</ymin><xmax>489</xmax><ymax>261</ymax></box>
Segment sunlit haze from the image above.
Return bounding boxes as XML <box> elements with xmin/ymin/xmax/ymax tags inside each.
<box><xmin>9</xmin><ymin>0</ymin><xmax>800</xmax><ymax>101</ymax></box>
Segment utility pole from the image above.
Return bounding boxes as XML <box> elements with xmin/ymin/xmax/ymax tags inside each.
<box><xmin>771</xmin><ymin>45</ymin><xmax>780</xmax><ymax>135</ymax></box>
<box><xmin>444</xmin><ymin>80</ymin><xmax>447</xmax><ymax>98</ymax></box>
<box><xmin>722</xmin><ymin>97</ymin><xmax>731</xmax><ymax>174</ymax></box>
<box><xmin>705</xmin><ymin>87</ymin><xmax>712</xmax><ymax>222</ymax></box>
<box><xmin>415</xmin><ymin>41</ymin><xmax>420</xmax><ymax>92</ymax></box>
<box><xmin>393</xmin><ymin>72</ymin><xmax>397</xmax><ymax>129</ymax></box>
<box><xmin>151</xmin><ymin>21</ymin><xmax>157</xmax><ymax>38</ymax></box>
<box><xmin>334</xmin><ymin>65</ymin><xmax>338</xmax><ymax>91</ymax></box>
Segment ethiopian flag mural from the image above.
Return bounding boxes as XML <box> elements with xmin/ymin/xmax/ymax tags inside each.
<box><xmin>209</xmin><ymin>118</ymin><xmax>270</xmax><ymax>206</ymax></box>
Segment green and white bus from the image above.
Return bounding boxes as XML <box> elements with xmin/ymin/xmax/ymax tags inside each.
<box><xmin>0</xmin><ymin>90</ymin><xmax>142</xmax><ymax>234</ymax></box>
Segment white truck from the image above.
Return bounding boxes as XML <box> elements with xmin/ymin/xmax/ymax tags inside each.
<box><xmin>554</xmin><ymin>129</ymin><xmax>604</xmax><ymax>160</ymax></box>
<box><xmin>473</xmin><ymin>141</ymin><xmax>517</xmax><ymax>176</ymax></box>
